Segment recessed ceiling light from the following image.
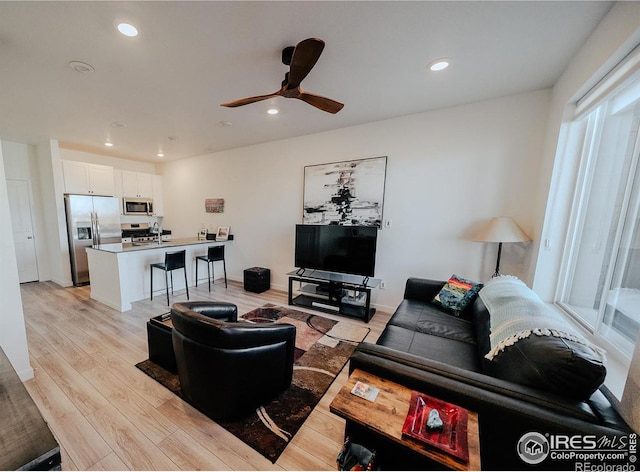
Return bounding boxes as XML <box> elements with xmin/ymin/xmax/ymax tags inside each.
<box><xmin>157</xmin><ymin>152</ymin><xmax>164</xmax><ymax>158</ymax></box>
<box><xmin>429</xmin><ymin>58</ymin><xmax>451</xmax><ymax>72</ymax></box>
<box><xmin>117</xmin><ymin>23</ymin><xmax>138</xmax><ymax>37</ymax></box>
<box><xmin>104</xmin><ymin>142</ymin><xmax>114</xmax><ymax>147</ymax></box>
<box><xmin>68</xmin><ymin>61</ymin><xmax>95</xmax><ymax>73</ymax></box>
<box><xmin>267</xmin><ymin>108</ymin><xmax>279</xmax><ymax>115</ymax></box>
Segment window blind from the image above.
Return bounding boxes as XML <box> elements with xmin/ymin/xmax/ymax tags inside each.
<box><xmin>574</xmin><ymin>43</ymin><xmax>640</xmax><ymax>120</ymax></box>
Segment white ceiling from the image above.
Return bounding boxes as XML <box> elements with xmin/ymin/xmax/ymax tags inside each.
<box><xmin>0</xmin><ymin>1</ymin><xmax>612</xmax><ymax>162</ymax></box>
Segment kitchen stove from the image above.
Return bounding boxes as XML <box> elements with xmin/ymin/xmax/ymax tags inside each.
<box><xmin>121</xmin><ymin>223</ymin><xmax>171</xmax><ymax>242</ymax></box>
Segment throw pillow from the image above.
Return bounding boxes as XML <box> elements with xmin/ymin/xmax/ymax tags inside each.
<box><xmin>432</xmin><ymin>274</ymin><xmax>483</xmax><ymax>316</ymax></box>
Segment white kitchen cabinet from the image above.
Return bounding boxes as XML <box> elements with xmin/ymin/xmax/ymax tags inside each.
<box><xmin>62</xmin><ymin>160</ymin><xmax>115</xmax><ymax>196</ymax></box>
<box><xmin>113</xmin><ymin>170</ymin><xmax>123</xmax><ymax>198</ymax></box>
<box><xmin>113</xmin><ymin>170</ymin><xmax>124</xmax><ymax>214</ymax></box>
<box><xmin>153</xmin><ymin>175</ymin><xmax>164</xmax><ymax>217</ymax></box>
<box><xmin>121</xmin><ymin>171</ymin><xmax>153</xmax><ymax>198</ymax></box>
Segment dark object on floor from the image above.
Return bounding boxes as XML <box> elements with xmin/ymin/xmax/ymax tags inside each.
<box><xmin>0</xmin><ymin>347</ymin><xmax>61</xmax><ymax>470</ymax></box>
<box><xmin>244</xmin><ymin>266</ymin><xmax>270</xmax><ymax>293</ymax></box>
<box><xmin>337</xmin><ymin>437</ymin><xmax>377</xmax><ymax>471</ymax></box>
<box><xmin>136</xmin><ymin>303</ymin><xmax>369</xmax><ymax>463</ymax></box>
<box><xmin>147</xmin><ymin>312</ymin><xmax>176</xmax><ymax>373</ymax></box>
<box><xmin>171</xmin><ymin>301</ymin><xmax>295</xmax><ymax>420</ymax></box>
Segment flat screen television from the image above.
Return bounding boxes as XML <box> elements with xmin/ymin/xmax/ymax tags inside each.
<box><xmin>294</xmin><ymin>224</ymin><xmax>378</xmax><ymax>277</ymax></box>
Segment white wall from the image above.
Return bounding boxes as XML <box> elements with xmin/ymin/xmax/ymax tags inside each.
<box><xmin>160</xmin><ymin>89</ymin><xmax>550</xmax><ymax>310</ymax></box>
<box><xmin>0</xmin><ymin>140</ymin><xmax>33</xmax><ymax>380</ymax></box>
<box><xmin>532</xmin><ymin>2</ymin><xmax>640</xmax><ymax>301</ymax></box>
<box><xmin>36</xmin><ymin>140</ymin><xmax>72</xmax><ymax>286</ymax></box>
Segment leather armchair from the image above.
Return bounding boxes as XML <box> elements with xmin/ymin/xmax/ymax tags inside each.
<box><xmin>171</xmin><ymin>301</ymin><xmax>296</xmax><ymax>420</ymax></box>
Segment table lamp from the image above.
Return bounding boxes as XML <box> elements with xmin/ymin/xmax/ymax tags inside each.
<box><xmin>473</xmin><ymin>216</ymin><xmax>531</xmax><ymax>277</ymax></box>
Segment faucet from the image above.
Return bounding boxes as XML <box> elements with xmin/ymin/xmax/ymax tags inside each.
<box><xmin>152</xmin><ymin>222</ymin><xmax>159</xmax><ymax>242</ymax></box>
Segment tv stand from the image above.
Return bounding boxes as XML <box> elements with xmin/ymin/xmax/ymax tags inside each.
<box><xmin>287</xmin><ymin>270</ymin><xmax>379</xmax><ymax>322</ymax></box>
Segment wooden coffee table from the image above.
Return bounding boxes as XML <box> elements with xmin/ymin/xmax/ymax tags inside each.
<box><xmin>330</xmin><ymin>369</ymin><xmax>480</xmax><ymax>470</ymax></box>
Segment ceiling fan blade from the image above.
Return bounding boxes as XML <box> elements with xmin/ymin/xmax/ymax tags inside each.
<box><xmin>297</xmin><ymin>91</ymin><xmax>344</xmax><ymax>114</ymax></box>
<box><xmin>220</xmin><ymin>90</ymin><xmax>281</xmax><ymax>108</ymax></box>
<box><xmin>287</xmin><ymin>38</ymin><xmax>325</xmax><ymax>88</ymax></box>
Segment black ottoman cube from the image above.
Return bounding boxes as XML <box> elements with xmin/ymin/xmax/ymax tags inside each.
<box><xmin>147</xmin><ymin>313</ymin><xmax>177</xmax><ymax>373</ymax></box>
<box><xmin>244</xmin><ymin>267</ymin><xmax>270</xmax><ymax>293</ymax></box>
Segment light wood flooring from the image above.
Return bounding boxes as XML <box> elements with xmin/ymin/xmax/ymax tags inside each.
<box><xmin>20</xmin><ymin>279</ymin><xmax>392</xmax><ymax>471</ymax></box>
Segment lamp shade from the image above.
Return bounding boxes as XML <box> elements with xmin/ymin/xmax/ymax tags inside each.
<box><xmin>473</xmin><ymin>216</ymin><xmax>531</xmax><ymax>243</ymax></box>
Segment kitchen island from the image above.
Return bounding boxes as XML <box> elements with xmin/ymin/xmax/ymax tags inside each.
<box><xmin>86</xmin><ymin>238</ymin><xmax>229</xmax><ymax>312</ymax></box>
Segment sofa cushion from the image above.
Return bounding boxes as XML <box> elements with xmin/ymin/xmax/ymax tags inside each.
<box><xmin>389</xmin><ymin>299</ymin><xmax>477</xmax><ymax>344</ymax></box>
<box><xmin>479</xmin><ymin>275</ymin><xmax>607</xmax><ymax>400</ymax></box>
<box><xmin>376</xmin><ymin>325</ymin><xmax>481</xmax><ymax>372</ymax></box>
<box><xmin>432</xmin><ymin>274</ymin><xmax>483</xmax><ymax>316</ymax></box>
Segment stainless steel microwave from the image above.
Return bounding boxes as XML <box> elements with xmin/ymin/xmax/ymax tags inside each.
<box><xmin>123</xmin><ymin>197</ymin><xmax>153</xmax><ymax>215</ymax></box>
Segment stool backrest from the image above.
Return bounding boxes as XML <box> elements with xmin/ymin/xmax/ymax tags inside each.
<box><xmin>207</xmin><ymin>245</ymin><xmax>225</xmax><ymax>261</ymax></box>
<box><xmin>165</xmin><ymin>250</ymin><xmax>186</xmax><ymax>270</ymax></box>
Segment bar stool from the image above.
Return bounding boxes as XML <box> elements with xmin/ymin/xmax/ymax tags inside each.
<box><xmin>150</xmin><ymin>250</ymin><xmax>189</xmax><ymax>305</ymax></box>
<box><xmin>195</xmin><ymin>245</ymin><xmax>227</xmax><ymax>291</ymax></box>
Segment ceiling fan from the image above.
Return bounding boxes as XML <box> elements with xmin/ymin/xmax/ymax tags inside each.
<box><xmin>221</xmin><ymin>38</ymin><xmax>344</xmax><ymax>114</ymax></box>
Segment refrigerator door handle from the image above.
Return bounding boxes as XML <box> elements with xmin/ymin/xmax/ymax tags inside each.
<box><xmin>91</xmin><ymin>212</ymin><xmax>98</xmax><ymax>246</ymax></box>
<box><xmin>95</xmin><ymin>214</ymin><xmax>101</xmax><ymax>246</ymax></box>
<box><xmin>90</xmin><ymin>213</ymin><xmax>95</xmax><ymax>246</ymax></box>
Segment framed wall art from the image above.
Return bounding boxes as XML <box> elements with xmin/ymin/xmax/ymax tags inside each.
<box><xmin>216</xmin><ymin>226</ymin><xmax>230</xmax><ymax>241</ymax></box>
<box><xmin>303</xmin><ymin>156</ymin><xmax>387</xmax><ymax>228</ymax></box>
<box><xmin>205</xmin><ymin>198</ymin><xmax>225</xmax><ymax>213</ymax></box>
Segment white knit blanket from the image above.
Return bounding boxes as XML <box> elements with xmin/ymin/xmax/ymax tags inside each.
<box><xmin>479</xmin><ymin>276</ymin><xmax>605</xmax><ymax>361</ymax></box>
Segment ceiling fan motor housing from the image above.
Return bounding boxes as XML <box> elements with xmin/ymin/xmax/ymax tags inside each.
<box><xmin>282</xmin><ymin>46</ymin><xmax>295</xmax><ymax>65</ymax></box>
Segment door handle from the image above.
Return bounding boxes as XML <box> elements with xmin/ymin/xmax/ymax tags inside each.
<box><xmin>91</xmin><ymin>212</ymin><xmax>98</xmax><ymax>246</ymax></box>
<box><xmin>27</xmin><ymin>236</ymin><xmax>33</xmax><ymax>239</ymax></box>
<box><xmin>95</xmin><ymin>215</ymin><xmax>101</xmax><ymax>245</ymax></box>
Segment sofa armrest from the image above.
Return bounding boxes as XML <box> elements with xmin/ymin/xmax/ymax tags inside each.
<box><xmin>172</xmin><ymin>301</ymin><xmax>238</xmax><ymax>322</ymax></box>
<box><xmin>403</xmin><ymin>278</ymin><xmax>445</xmax><ymax>302</ymax></box>
<box><xmin>218</xmin><ymin>322</ymin><xmax>297</xmax><ymax>349</ymax></box>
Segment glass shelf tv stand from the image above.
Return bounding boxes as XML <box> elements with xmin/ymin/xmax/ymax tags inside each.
<box><xmin>287</xmin><ymin>269</ymin><xmax>380</xmax><ymax>322</ymax></box>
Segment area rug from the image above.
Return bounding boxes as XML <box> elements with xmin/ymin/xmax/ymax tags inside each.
<box><xmin>135</xmin><ymin>303</ymin><xmax>370</xmax><ymax>463</ymax></box>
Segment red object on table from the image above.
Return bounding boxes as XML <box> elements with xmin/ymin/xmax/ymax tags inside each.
<box><xmin>401</xmin><ymin>390</ymin><xmax>469</xmax><ymax>462</ymax></box>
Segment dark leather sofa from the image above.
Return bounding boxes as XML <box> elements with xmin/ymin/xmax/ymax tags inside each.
<box><xmin>171</xmin><ymin>301</ymin><xmax>296</xmax><ymax>420</ymax></box>
<box><xmin>349</xmin><ymin>278</ymin><xmax>633</xmax><ymax>470</ymax></box>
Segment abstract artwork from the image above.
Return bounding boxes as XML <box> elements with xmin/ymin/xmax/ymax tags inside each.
<box><xmin>303</xmin><ymin>156</ymin><xmax>387</xmax><ymax>228</ymax></box>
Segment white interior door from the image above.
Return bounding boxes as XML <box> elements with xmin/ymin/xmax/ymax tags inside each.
<box><xmin>7</xmin><ymin>179</ymin><xmax>39</xmax><ymax>283</ymax></box>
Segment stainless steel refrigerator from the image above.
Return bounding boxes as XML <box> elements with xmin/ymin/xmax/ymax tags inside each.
<box><xmin>64</xmin><ymin>195</ymin><xmax>121</xmax><ymax>286</ymax></box>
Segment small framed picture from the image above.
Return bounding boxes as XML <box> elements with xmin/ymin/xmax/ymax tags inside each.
<box><xmin>216</xmin><ymin>226</ymin><xmax>230</xmax><ymax>241</ymax></box>
<box><xmin>198</xmin><ymin>229</ymin><xmax>207</xmax><ymax>240</ymax></box>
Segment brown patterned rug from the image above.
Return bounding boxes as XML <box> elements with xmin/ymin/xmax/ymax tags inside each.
<box><xmin>135</xmin><ymin>303</ymin><xmax>370</xmax><ymax>463</ymax></box>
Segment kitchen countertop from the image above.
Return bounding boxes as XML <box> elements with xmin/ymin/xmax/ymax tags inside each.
<box><xmin>88</xmin><ymin>238</ymin><xmax>228</xmax><ymax>254</ymax></box>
